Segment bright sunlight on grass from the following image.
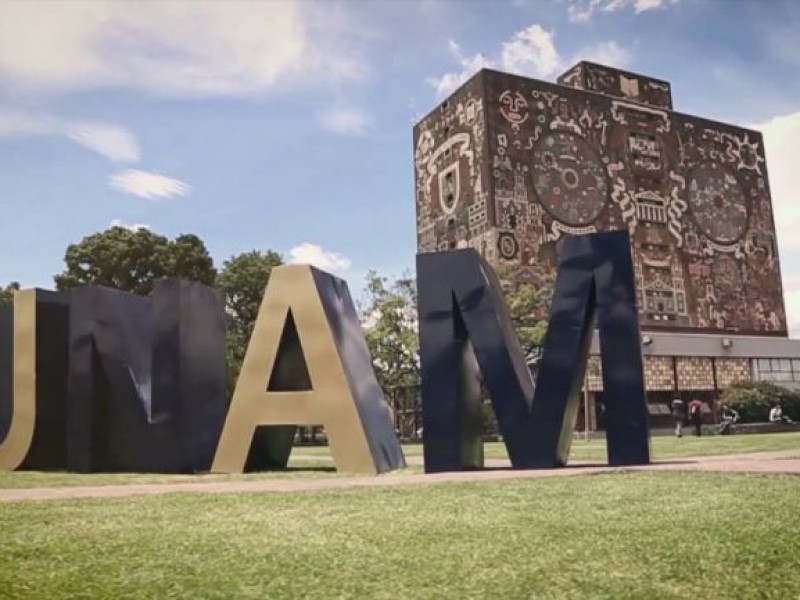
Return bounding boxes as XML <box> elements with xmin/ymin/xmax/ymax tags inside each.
<box><xmin>2</xmin><ymin>472</ymin><xmax>800</xmax><ymax>599</ymax></box>
<box><xmin>2</xmin><ymin>432</ymin><xmax>798</xmax><ymax>489</ymax></box>
<box><xmin>296</xmin><ymin>430</ymin><xmax>800</xmax><ymax>462</ymax></box>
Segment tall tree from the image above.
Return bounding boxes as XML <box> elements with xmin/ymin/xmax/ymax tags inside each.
<box><xmin>167</xmin><ymin>234</ymin><xmax>218</xmax><ymax>285</ymax></box>
<box><xmin>53</xmin><ymin>226</ymin><xmax>216</xmax><ymax>295</ymax></box>
<box><xmin>0</xmin><ymin>282</ymin><xmax>20</xmax><ymax>305</ymax></box>
<box><xmin>360</xmin><ymin>271</ymin><xmax>420</xmax><ymax>393</ymax></box>
<box><xmin>505</xmin><ymin>275</ymin><xmax>555</xmax><ymax>366</ymax></box>
<box><xmin>216</xmin><ymin>250</ymin><xmax>284</xmax><ymax>391</ymax></box>
<box><xmin>358</xmin><ymin>269</ymin><xmax>553</xmax><ymax>391</ymax></box>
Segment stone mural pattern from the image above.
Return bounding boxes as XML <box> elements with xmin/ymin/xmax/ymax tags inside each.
<box><xmin>413</xmin><ymin>67</ymin><xmax>786</xmax><ymax>336</ymax></box>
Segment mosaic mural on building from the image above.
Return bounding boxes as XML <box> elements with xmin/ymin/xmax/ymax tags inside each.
<box><xmin>586</xmin><ymin>355</ymin><xmax>753</xmax><ymax>393</ymax></box>
<box><xmin>413</xmin><ymin>63</ymin><xmax>786</xmax><ymax>336</ymax></box>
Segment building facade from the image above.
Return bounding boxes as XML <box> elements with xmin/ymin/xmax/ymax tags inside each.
<box><xmin>413</xmin><ymin>62</ymin><xmax>800</xmax><ymax>428</ymax></box>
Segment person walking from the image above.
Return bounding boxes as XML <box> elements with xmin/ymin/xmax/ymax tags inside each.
<box><xmin>689</xmin><ymin>398</ymin><xmax>704</xmax><ymax>436</ymax></box>
<box><xmin>671</xmin><ymin>397</ymin><xmax>686</xmax><ymax>437</ymax></box>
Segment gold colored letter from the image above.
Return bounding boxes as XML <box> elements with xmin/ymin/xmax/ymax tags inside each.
<box><xmin>0</xmin><ymin>290</ymin><xmax>36</xmax><ymax>470</ymax></box>
<box><xmin>212</xmin><ymin>265</ymin><xmax>402</xmax><ymax>475</ymax></box>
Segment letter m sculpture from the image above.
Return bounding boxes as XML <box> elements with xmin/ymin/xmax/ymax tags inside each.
<box><xmin>417</xmin><ymin>230</ymin><xmax>650</xmax><ymax>472</ymax></box>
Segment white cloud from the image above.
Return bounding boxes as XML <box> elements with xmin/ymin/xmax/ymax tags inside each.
<box><xmin>0</xmin><ymin>108</ymin><xmax>141</xmax><ymax>163</ymax></box>
<box><xmin>429</xmin><ymin>25</ymin><xmax>632</xmax><ymax>98</ymax></box>
<box><xmin>66</xmin><ymin>123</ymin><xmax>140</xmax><ymax>162</ymax></box>
<box><xmin>756</xmin><ymin>112</ymin><xmax>800</xmax><ymax>249</ymax></box>
<box><xmin>428</xmin><ymin>41</ymin><xmax>492</xmax><ymax>98</ymax></box>
<box><xmin>318</xmin><ymin>107</ymin><xmax>369</xmax><ymax>136</ymax></box>
<box><xmin>109</xmin><ymin>218</ymin><xmax>150</xmax><ymax>231</ymax></box>
<box><xmin>407</xmin><ymin>97</ymin><xmax>424</xmax><ymax>124</ymax></box>
<box><xmin>568</xmin><ymin>0</ymin><xmax>680</xmax><ymax>22</ymax></box>
<box><xmin>500</xmin><ymin>25</ymin><xmax>561</xmax><ymax>78</ymax></box>
<box><xmin>0</xmin><ymin>109</ymin><xmax>60</xmax><ymax>138</ymax></box>
<box><xmin>108</xmin><ymin>169</ymin><xmax>190</xmax><ymax>200</ymax></box>
<box><xmin>753</xmin><ymin>110</ymin><xmax>800</xmax><ymax>336</ymax></box>
<box><xmin>784</xmin><ymin>290</ymin><xmax>800</xmax><ymax>338</ymax></box>
<box><xmin>288</xmin><ymin>243</ymin><xmax>352</xmax><ymax>274</ymax></box>
<box><xmin>0</xmin><ymin>109</ymin><xmax>180</xmax><ymax>199</ymax></box>
<box><xmin>578</xmin><ymin>41</ymin><xmax>632</xmax><ymax>67</ymax></box>
<box><xmin>0</xmin><ymin>1</ymin><xmax>364</xmax><ymax>98</ymax></box>
<box><xmin>427</xmin><ymin>44</ymin><xmax>489</xmax><ymax>100</ymax></box>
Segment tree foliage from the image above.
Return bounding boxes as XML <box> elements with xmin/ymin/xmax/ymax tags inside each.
<box><xmin>216</xmin><ymin>250</ymin><xmax>284</xmax><ymax>392</ymax></box>
<box><xmin>721</xmin><ymin>380</ymin><xmax>800</xmax><ymax>422</ymax></box>
<box><xmin>0</xmin><ymin>282</ymin><xmax>20</xmax><ymax>306</ymax></box>
<box><xmin>360</xmin><ymin>271</ymin><xmax>420</xmax><ymax>392</ymax></box>
<box><xmin>505</xmin><ymin>276</ymin><xmax>555</xmax><ymax>363</ymax></box>
<box><xmin>52</xmin><ymin>226</ymin><xmax>283</xmax><ymax>396</ymax></box>
<box><xmin>53</xmin><ymin>226</ymin><xmax>216</xmax><ymax>295</ymax></box>
<box><xmin>358</xmin><ymin>269</ymin><xmax>554</xmax><ymax>394</ymax></box>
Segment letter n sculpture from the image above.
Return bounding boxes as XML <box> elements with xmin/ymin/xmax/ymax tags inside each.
<box><xmin>417</xmin><ymin>229</ymin><xmax>650</xmax><ymax>472</ymax></box>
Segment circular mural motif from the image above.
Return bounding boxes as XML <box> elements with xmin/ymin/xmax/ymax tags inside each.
<box><xmin>497</xmin><ymin>232</ymin><xmax>519</xmax><ymax>260</ymax></box>
<box><xmin>532</xmin><ymin>132</ymin><xmax>608</xmax><ymax>226</ymax></box>
<box><xmin>688</xmin><ymin>163</ymin><xmax>749</xmax><ymax>244</ymax></box>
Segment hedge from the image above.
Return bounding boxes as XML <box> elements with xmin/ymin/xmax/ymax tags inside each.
<box><xmin>720</xmin><ymin>380</ymin><xmax>800</xmax><ymax>423</ymax></box>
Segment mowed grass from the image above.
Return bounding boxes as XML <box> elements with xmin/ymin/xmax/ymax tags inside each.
<box><xmin>0</xmin><ymin>462</ymin><xmax>349</xmax><ymax>490</ymax></box>
<box><xmin>1</xmin><ymin>432</ymin><xmax>798</xmax><ymax>489</ymax></box>
<box><xmin>300</xmin><ymin>431</ymin><xmax>800</xmax><ymax>462</ymax></box>
<box><xmin>0</xmin><ymin>459</ymin><xmax>413</xmax><ymax>490</ymax></box>
<box><xmin>2</xmin><ymin>472</ymin><xmax>800</xmax><ymax>599</ymax></box>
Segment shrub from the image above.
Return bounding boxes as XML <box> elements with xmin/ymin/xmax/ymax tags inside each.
<box><xmin>721</xmin><ymin>380</ymin><xmax>800</xmax><ymax>422</ymax></box>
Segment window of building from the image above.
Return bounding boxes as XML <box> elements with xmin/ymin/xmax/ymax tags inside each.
<box><xmin>753</xmin><ymin>358</ymin><xmax>800</xmax><ymax>382</ymax></box>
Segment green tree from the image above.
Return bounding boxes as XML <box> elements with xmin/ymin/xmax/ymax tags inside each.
<box><xmin>505</xmin><ymin>276</ymin><xmax>555</xmax><ymax>364</ymax></box>
<box><xmin>54</xmin><ymin>226</ymin><xmax>216</xmax><ymax>295</ymax></box>
<box><xmin>358</xmin><ymin>268</ymin><xmax>553</xmax><ymax>391</ymax></box>
<box><xmin>167</xmin><ymin>234</ymin><xmax>218</xmax><ymax>284</ymax></box>
<box><xmin>0</xmin><ymin>282</ymin><xmax>20</xmax><ymax>305</ymax></box>
<box><xmin>360</xmin><ymin>271</ymin><xmax>420</xmax><ymax>392</ymax></box>
<box><xmin>216</xmin><ymin>250</ymin><xmax>284</xmax><ymax>392</ymax></box>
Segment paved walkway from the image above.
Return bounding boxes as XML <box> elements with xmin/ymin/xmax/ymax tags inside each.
<box><xmin>2</xmin><ymin>450</ymin><xmax>799</xmax><ymax>503</ymax></box>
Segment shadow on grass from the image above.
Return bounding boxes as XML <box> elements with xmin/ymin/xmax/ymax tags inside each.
<box><xmin>441</xmin><ymin>459</ymin><xmax>699</xmax><ymax>473</ymax></box>
<box><xmin>256</xmin><ymin>466</ymin><xmax>338</xmax><ymax>474</ymax></box>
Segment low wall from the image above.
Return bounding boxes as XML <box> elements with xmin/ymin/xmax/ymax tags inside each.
<box><xmin>725</xmin><ymin>422</ymin><xmax>800</xmax><ymax>435</ymax></box>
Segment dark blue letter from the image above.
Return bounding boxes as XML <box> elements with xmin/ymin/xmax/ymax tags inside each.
<box><xmin>417</xmin><ymin>230</ymin><xmax>650</xmax><ymax>472</ymax></box>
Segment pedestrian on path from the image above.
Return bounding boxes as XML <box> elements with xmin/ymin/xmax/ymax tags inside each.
<box><xmin>671</xmin><ymin>397</ymin><xmax>686</xmax><ymax>437</ymax></box>
<box><xmin>689</xmin><ymin>399</ymin><xmax>704</xmax><ymax>436</ymax></box>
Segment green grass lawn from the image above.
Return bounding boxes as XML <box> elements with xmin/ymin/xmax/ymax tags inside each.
<box><xmin>1</xmin><ymin>432</ymin><xmax>798</xmax><ymax>489</ymax></box>
<box><xmin>1</xmin><ymin>472</ymin><xmax>799</xmax><ymax>598</ymax></box>
<box><xmin>0</xmin><ymin>466</ymin><xmax>344</xmax><ymax>489</ymax></box>
<box><xmin>0</xmin><ymin>460</ymin><xmax>373</xmax><ymax>490</ymax></box>
<box><xmin>297</xmin><ymin>431</ymin><xmax>800</xmax><ymax>462</ymax></box>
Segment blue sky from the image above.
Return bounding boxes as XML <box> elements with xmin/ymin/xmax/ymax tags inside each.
<box><xmin>2</xmin><ymin>0</ymin><xmax>800</xmax><ymax>331</ymax></box>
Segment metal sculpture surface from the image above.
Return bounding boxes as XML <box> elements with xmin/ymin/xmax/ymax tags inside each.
<box><xmin>417</xmin><ymin>229</ymin><xmax>650</xmax><ymax>472</ymax></box>
<box><xmin>0</xmin><ymin>290</ymin><xmax>69</xmax><ymax>470</ymax></box>
<box><xmin>530</xmin><ymin>230</ymin><xmax>650</xmax><ymax>467</ymax></box>
<box><xmin>212</xmin><ymin>265</ymin><xmax>406</xmax><ymax>475</ymax></box>
<box><xmin>67</xmin><ymin>279</ymin><xmax>226</xmax><ymax>473</ymax></box>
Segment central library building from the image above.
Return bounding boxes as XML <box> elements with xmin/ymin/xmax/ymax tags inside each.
<box><xmin>413</xmin><ymin>61</ymin><xmax>800</xmax><ymax>430</ymax></box>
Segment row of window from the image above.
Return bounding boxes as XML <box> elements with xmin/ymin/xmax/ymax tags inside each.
<box><xmin>753</xmin><ymin>358</ymin><xmax>800</xmax><ymax>383</ymax></box>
